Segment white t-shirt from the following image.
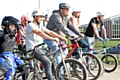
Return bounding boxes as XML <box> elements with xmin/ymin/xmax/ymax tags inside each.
<box><xmin>26</xmin><ymin>22</ymin><xmax>47</xmax><ymax>51</ymax></box>
<box><xmin>67</xmin><ymin>17</ymin><xmax>79</xmax><ymax>40</ymax></box>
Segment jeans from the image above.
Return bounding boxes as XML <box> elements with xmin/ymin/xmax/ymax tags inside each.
<box><xmin>85</xmin><ymin>36</ymin><xmax>95</xmax><ymax>49</ymax></box>
<box><xmin>44</xmin><ymin>40</ymin><xmax>68</xmax><ymax>65</ymax></box>
<box><xmin>70</xmin><ymin>38</ymin><xmax>90</xmax><ymax>56</ymax></box>
<box><xmin>34</xmin><ymin>48</ymin><xmax>53</xmax><ymax>80</ymax></box>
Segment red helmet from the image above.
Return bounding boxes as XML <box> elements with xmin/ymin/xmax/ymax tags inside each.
<box><xmin>21</xmin><ymin>15</ymin><xmax>29</xmax><ymax>26</ymax></box>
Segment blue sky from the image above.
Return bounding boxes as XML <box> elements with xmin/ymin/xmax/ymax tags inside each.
<box><xmin>0</xmin><ymin>0</ymin><xmax>120</xmax><ymax>25</ymax></box>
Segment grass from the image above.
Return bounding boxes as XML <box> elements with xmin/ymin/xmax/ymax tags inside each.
<box><xmin>95</xmin><ymin>39</ymin><xmax>120</xmax><ymax>49</ymax></box>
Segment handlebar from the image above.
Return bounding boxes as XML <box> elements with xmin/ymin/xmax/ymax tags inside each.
<box><xmin>20</xmin><ymin>43</ymin><xmax>45</xmax><ymax>61</ymax></box>
<box><xmin>74</xmin><ymin>37</ymin><xmax>82</xmax><ymax>42</ymax></box>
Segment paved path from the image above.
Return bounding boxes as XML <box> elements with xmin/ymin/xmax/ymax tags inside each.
<box><xmin>98</xmin><ymin>65</ymin><xmax>120</xmax><ymax>80</ymax></box>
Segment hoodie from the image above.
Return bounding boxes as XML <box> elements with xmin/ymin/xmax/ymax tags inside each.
<box><xmin>46</xmin><ymin>10</ymin><xmax>82</xmax><ymax>37</ymax></box>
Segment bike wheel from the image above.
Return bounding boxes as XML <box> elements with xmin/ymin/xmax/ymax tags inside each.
<box><xmin>0</xmin><ymin>68</ymin><xmax>6</xmax><ymax>80</ymax></box>
<box><xmin>27</xmin><ymin>72</ymin><xmax>43</xmax><ymax>80</ymax></box>
<box><xmin>100</xmin><ymin>61</ymin><xmax>105</xmax><ymax>76</ymax></box>
<box><xmin>101</xmin><ymin>54</ymin><xmax>118</xmax><ymax>72</ymax></box>
<box><xmin>55</xmin><ymin>58</ymin><xmax>87</xmax><ymax>80</ymax></box>
<box><xmin>82</xmin><ymin>53</ymin><xmax>102</xmax><ymax>80</ymax></box>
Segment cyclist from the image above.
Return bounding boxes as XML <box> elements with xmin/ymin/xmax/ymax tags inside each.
<box><xmin>16</xmin><ymin>15</ymin><xmax>29</xmax><ymax>53</ymax></box>
<box><xmin>0</xmin><ymin>16</ymin><xmax>25</xmax><ymax>80</ymax></box>
<box><xmin>68</xmin><ymin>8</ymin><xmax>89</xmax><ymax>56</ymax></box>
<box><xmin>84</xmin><ymin>11</ymin><xmax>108</xmax><ymax>48</ymax></box>
<box><xmin>45</xmin><ymin>3</ymin><xmax>86</xmax><ymax>64</ymax></box>
<box><xmin>26</xmin><ymin>8</ymin><xmax>67</xmax><ymax>80</ymax></box>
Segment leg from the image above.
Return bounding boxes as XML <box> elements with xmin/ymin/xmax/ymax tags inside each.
<box><xmin>85</xmin><ymin>36</ymin><xmax>95</xmax><ymax>49</ymax></box>
<box><xmin>78</xmin><ymin>39</ymin><xmax>90</xmax><ymax>52</ymax></box>
<box><xmin>14</xmin><ymin>54</ymin><xmax>25</xmax><ymax>80</ymax></box>
<box><xmin>34</xmin><ymin>48</ymin><xmax>54</xmax><ymax>80</ymax></box>
<box><xmin>44</xmin><ymin>40</ymin><xmax>61</xmax><ymax>65</ymax></box>
<box><xmin>2</xmin><ymin>53</ymin><xmax>17</xmax><ymax>80</ymax></box>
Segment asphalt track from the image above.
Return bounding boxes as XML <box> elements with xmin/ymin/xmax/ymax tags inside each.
<box><xmin>98</xmin><ymin>65</ymin><xmax>120</xmax><ymax>80</ymax></box>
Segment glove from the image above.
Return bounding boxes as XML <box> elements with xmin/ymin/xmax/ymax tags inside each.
<box><xmin>104</xmin><ymin>38</ymin><xmax>109</xmax><ymax>41</ymax></box>
<box><xmin>98</xmin><ymin>37</ymin><xmax>104</xmax><ymax>41</ymax></box>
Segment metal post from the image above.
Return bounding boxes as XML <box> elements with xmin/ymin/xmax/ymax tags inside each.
<box><xmin>38</xmin><ymin>0</ymin><xmax>40</xmax><ymax>9</ymax></box>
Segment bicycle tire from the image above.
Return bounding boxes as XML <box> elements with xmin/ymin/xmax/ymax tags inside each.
<box><xmin>27</xmin><ymin>72</ymin><xmax>43</xmax><ymax>80</ymax></box>
<box><xmin>99</xmin><ymin>61</ymin><xmax>105</xmax><ymax>76</ymax></box>
<box><xmin>101</xmin><ymin>54</ymin><xmax>118</xmax><ymax>72</ymax></box>
<box><xmin>0</xmin><ymin>68</ymin><xmax>6</xmax><ymax>80</ymax></box>
<box><xmin>55</xmin><ymin>58</ymin><xmax>87</xmax><ymax>80</ymax></box>
<box><xmin>82</xmin><ymin>53</ymin><xmax>102</xmax><ymax>80</ymax></box>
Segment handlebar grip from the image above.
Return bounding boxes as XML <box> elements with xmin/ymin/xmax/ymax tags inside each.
<box><xmin>34</xmin><ymin>43</ymin><xmax>45</xmax><ymax>49</ymax></box>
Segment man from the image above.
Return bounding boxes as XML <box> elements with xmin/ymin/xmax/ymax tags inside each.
<box><xmin>68</xmin><ymin>8</ymin><xmax>89</xmax><ymax>56</ymax></box>
<box><xmin>45</xmin><ymin>3</ymin><xmax>85</xmax><ymax>64</ymax></box>
<box><xmin>26</xmin><ymin>8</ymin><xmax>67</xmax><ymax>80</ymax></box>
<box><xmin>84</xmin><ymin>11</ymin><xmax>108</xmax><ymax>48</ymax></box>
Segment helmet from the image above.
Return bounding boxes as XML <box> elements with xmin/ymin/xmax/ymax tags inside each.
<box><xmin>72</xmin><ymin>8</ymin><xmax>81</xmax><ymax>13</ymax></box>
<box><xmin>59</xmin><ymin>3</ymin><xmax>70</xmax><ymax>9</ymax></box>
<box><xmin>45</xmin><ymin>14</ymin><xmax>49</xmax><ymax>19</ymax></box>
<box><xmin>21</xmin><ymin>15</ymin><xmax>29</xmax><ymax>23</ymax></box>
<box><xmin>32</xmin><ymin>8</ymin><xmax>44</xmax><ymax>17</ymax></box>
<box><xmin>1</xmin><ymin>16</ymin><xmax>21</xmax><ymax>34</ymax></box>
<box><xmin>96</xmin><ymin>11</ymin><xmax>104</xmax><ymax>16</ymax></box>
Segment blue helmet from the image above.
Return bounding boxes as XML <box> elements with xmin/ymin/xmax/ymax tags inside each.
<box><xmin>59</xmin><ymin>3</ymin><xmax>70</xmax><ymax>9</ymax></box>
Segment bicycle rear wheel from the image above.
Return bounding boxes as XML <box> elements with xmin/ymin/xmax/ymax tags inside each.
<box><xmin>27</xmin><ymin>72</ymin><xmax>43</xmax><ymax>80</ymax></box>
<box><xmin>101</xmin><ymin>54</ymin><xmax>118</xmax><ymax>72</ymax></box>
<box><xmin>82</xmin><ymin>53</ymin><xmax>102</xmax><ymax>80</ymax></box>
<box><xmin>55</xmin><ymin>58</ymin><xmax>87</xmax><ymax>80</ymax></box>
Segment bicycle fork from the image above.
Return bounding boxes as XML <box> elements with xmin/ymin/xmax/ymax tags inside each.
<box><xmin>59</xmin><ymin>47</ymin><xmax>70</xmax><ymax>77</ymax></box>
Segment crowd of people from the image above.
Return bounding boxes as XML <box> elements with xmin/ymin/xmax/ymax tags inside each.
<box><xmin>0</xmin><ymin>2</ymin><xmax>108</xmax><ymax>80</ymax></box>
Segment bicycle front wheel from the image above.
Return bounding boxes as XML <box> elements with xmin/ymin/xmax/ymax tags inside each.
<box><xmin>27</xmin><ymin>72</ymin><xmax>43</xmax><ymax>80</ymax></box>
<box><xmin>55</xmin><ymin>58</ymin><xmax>87</xmax><ymax>80</ymax></box>
<box><xmin>101</xmin><ymin>54</ymin><xmax>118</xmax><ymax>72</ymax></box>
<box><xmin>82</xmin><ymin>53</ymin><xmax>102</xmax><ymax>80</ymax></box>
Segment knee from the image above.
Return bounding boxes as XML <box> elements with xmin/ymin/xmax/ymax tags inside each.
<box><xmin>44</xmin><ymin>59</ymin><xmax>52</xmax><ymax>66</ymax></box>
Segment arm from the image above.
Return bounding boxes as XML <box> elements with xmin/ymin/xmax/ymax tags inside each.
<box><xmin>70</xmin><ymin>17</ymin><xmax>74</xmax><ymax>24</ymax></box>
<box><xmin>91</xmin><ymin>22</ymin><xmax>100</xmax><ymax>38</ymax></box>
<box><xmin>52</xmin><ymin>14</ymin><xmax>71</xmax><ymax>36</ymax></box>
<box><xmin>67</xmin><ymin>19</ymin><xmax>84</xmax><ymax>37</ymax></box>
<box><xmin>77</xmin><ymin>18</ymin><xmax>80</xmax><ymax>28</ymax></box>
<box><xmin>101</xmin><ymin>25</ymin><xmax>107</xmax><ymax>38</ymax></box>
<box><xmin>32</xmin><ymin>29</ymin><xmax>56</xmax><ymax>41</ymax></box>
<box><xmin>44</xmin><ymin>29</ymin><xmax>65</xmax><ymax>40</ymax></box>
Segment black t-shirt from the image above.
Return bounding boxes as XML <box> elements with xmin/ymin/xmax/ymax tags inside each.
<box><xmin>84</xmin><ymin>17</ymin><xmax>103</xmax><ymax>37</ymax></box>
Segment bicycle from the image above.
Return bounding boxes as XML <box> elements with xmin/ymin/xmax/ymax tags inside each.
<box><xmin>0</xmin><ymin>43</ymin><xmax>44</xmax><ymax>80</ymax></box>
<box><xmin>26</xmin><ymin>42</ymin><xmax>88</xmax><ymax>80</ymax></box>
<box><xmin>93</xmin><ymin>40</ymin><xmax>118</xmax><ymax>72</ymax></box>
<box><xmin>59</xmin><ymin>37</ymin><xmax>102</xmax><ymax>80</ymax></box>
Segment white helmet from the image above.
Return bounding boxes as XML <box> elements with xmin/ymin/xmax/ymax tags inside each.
<box><xmin>72</xmin><ymin>8</ymin><xmax>81</xmax><ymax>13</ymax></box>
<box><xmin>32</xmin><ymin>8</ymin><xmax>44</xmax><ymax>17</ymax></box>
<box><xmin>96</xmin><ymin>11</ymin><xmax>104</xmax><ymax>16</ymax></box>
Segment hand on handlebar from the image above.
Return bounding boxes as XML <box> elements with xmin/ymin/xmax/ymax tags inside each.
<box><xmin>98</xmin><ymin>37</ymin><xmax>104</xmax><ymax>41</ymax></box>
<box><xmin>104</xmin><ymin>38</ymin><xmax>109</xmax><ymax>41</ymax></box>
<box><xmin>61</xmin><ymin>38</ymin><xmax>68</xmax><ymax>44</ymax></box>
<box><xmin>53</xmin><ymin>38</ymin><xmax>59</xmax><ymax>43</ymax></box>
<box><xmin>79</xmin><ymin>33</ymin><xmax>84</xmax><ymax>38</ymax></box>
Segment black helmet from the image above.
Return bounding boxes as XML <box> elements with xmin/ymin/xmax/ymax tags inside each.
<box><xmin>1</xmin><ymin>16</ymin><xmax>21</xmax><ymax>34</ymax></box>
<box><xmin>59</xmin><ymin>3</ymin><xmax>70</xmax><ymax>9</ymax></box>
